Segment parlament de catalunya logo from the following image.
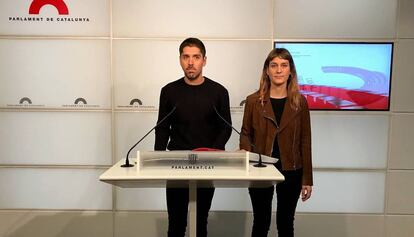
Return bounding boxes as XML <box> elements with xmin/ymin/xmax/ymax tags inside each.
<box><xmin>116</xmin><ymin>98</ymin><xmax>155</xmax><ymax>109</ymax></box>
<box><xmin>6</xmin><ymin>97</ymin><xmax>45</xmax><ymax>107</ymax></box>
<box><xmin>20</xmin><ymin>97</ymin><xmax>32</xmax><ymax>104</ymax></box>
<box><xmin>9</xmin><ymin>0</ymin><xmax>90</xmax><ymax>23</ymax></box>
<box><xmin>62</xmin><ymin>97</ymin><xmax>99</xmax><ymax>108</ymax></box>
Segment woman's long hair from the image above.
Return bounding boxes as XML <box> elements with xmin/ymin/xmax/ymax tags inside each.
<box><xmin>258</xmin><ymin>48</ymin><xmax>302</xmax><ymax>109</ymax></box>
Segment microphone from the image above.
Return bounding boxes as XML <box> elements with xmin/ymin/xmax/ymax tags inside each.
<box><xmin>213</xmin><ymin>106</ymin><xmax>266</xmax><ymax>168</ymax></box>
<box><xmin>121</xmin><ymin>106</ymin><xmax>177</xmax><ymax>168</ymax></box>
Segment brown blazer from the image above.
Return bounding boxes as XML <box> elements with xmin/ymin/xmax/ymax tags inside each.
<box><xmin>240</xmin><ymin>92</ymin><xmax>313</xmax><ymax>186</ymax></box>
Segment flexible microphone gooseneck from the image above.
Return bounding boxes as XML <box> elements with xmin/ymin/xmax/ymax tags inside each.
<box><xmin>121</xmin><ymin>106</ymin><xmax>177</xmax><ymax>168</ymax></box>
<box><xmin>213</xmin><ymin>106</ymin><xmax>266</xmax><ymax>168</ymax></box>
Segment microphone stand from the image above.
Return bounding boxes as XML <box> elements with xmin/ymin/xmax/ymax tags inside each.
<box><xmin>213</xmin><ymin>107</ymin><xmax>266</xmax><ymax>168</ymax></box>
<box><xmin>252</xmin><ymin>152</ymin><xmax>266</xmax><ymax>168</ymax></box>
<box><xmin>121</xmin><ymin>129</ymin><xmax>153</xmax><ymax>168</ymax></box>
<box><xmin>121</xmin><ymin>106</ymin><xmax>176</xmax><ymax>168</ymax></box>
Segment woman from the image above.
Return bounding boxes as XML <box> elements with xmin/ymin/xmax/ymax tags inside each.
<box><xmin>240</xmin><ymin>48</ymin><xmax>313</xmax><ymax>237</ymax></box>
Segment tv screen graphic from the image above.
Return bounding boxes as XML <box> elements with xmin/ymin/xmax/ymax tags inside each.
<box><xmin>275</xmin><ymin>42</ymin><xmax>393</xmax><ymax>110</ymax></box>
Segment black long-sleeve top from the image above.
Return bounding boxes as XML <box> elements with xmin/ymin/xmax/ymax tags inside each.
<box><xmin>270</xmin><ymin>97</ymin><xmax>286</xmax><ymax>158</ymax></box>
<box><xmin>154</xmin><ymin>77</ymin><xmax>232</xmax><ymax>151</ymax></box>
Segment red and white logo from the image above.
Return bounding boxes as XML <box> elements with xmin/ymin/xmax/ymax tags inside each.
<box><xmin>8</xmin><ymin>0</ymin><xmax>90</xmax><ymax>24</ymax></box>
<box><xmin>29</xmin><ymin>0</ymin><xmax>69</xmax><ymax>15</ymax></box>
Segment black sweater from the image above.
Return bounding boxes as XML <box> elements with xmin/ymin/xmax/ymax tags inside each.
<box><xmin>154</xmin><ymin>77</ymin><xmax>232</xmax><ymax>151</ymax></box>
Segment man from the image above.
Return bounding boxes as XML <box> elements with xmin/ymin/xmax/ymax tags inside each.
<box><xmin>154</xmin><ymin>37</ymin><xmax>232</xmax><ymax>237</ymax></box>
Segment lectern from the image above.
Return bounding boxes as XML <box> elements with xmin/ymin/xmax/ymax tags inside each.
<box><xmin>100</xmin><ymin>150</ymin><xmax>284</xmax><ymax>237</ymax></box>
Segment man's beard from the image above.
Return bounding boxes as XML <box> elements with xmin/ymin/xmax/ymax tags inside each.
<box><xmin>185</xmin><ymin>71</ymin><xmax>201</xmax><ymax>81</ymax></box>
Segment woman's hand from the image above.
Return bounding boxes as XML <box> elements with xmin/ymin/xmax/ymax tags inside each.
<box><xmin>301</xmin><ymin>185</ymin><xmax>312</xmax><ymax>201</ymax></box>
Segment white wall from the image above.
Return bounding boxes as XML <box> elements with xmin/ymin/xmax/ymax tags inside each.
<box><xmin>1</xmin><ymin>0</ymin><xmax>413</xmax><ymax>236</ymax></box>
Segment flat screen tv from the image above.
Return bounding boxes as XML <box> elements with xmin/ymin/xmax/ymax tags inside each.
<box><xmin>275</xmin><ymin>42</ymin><xmax>393</xmax><ymax>110</ymax></box>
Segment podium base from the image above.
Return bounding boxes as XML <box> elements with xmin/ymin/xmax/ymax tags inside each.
<box><xmin>121</xmin><ymin>163</ymin><xmax>134</xmax><ymax>168</ymax></box>
<box><xmin>253</xmin><ymin>163</ymin><xmax>267</xmax><ymax>168</ymax></box>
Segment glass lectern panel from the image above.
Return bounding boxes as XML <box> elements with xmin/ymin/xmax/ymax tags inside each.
<box><xmin>137</xmin><ymin>151</ymin><xmax>248</xmax><ymax>172</ymax></box>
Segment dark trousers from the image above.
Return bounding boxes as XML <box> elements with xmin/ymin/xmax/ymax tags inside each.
<box><xmin>166</xmin><ymin>187</ymin><xmax>215</xmax><ymax>237</ymax></box>
<box><xmin>248</xmin><ymin>165</ymin><xmax>303</xmax><ymax>237</ymax></box>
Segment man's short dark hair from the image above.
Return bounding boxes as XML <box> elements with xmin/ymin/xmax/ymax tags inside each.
<box><xmin>179</xmin><ymin>37</ymin><xmax>206</xmax><ymax>57</ymax></box>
